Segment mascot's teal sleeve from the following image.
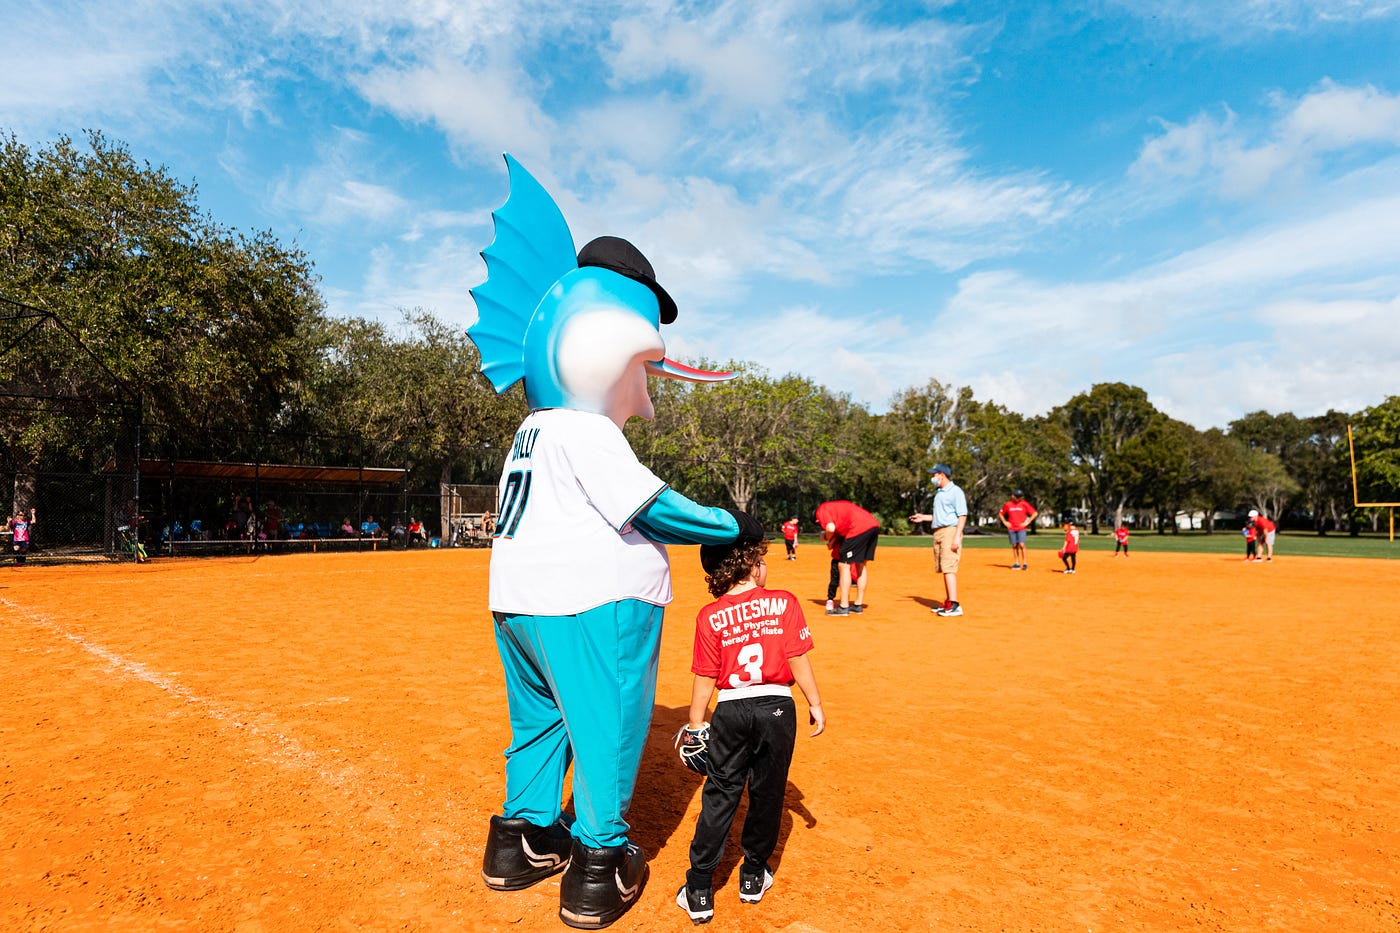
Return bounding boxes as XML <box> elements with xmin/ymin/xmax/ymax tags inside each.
<box><xmin>631</xmin><ymin>488</ymin><xmax>739</xmax><ymax>545</ymax></box>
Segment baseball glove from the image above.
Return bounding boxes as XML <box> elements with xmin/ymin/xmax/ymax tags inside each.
<box><xmin>674</xmin><ymin>722</ymin><xmax>711</xmax><ymax>775</ymax></box>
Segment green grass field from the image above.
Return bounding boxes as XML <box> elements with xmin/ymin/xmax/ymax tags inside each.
<box><xmin>801</xmin><ymin>529</ymin><xmax>1400</xmax><ymax>559</ymax></box>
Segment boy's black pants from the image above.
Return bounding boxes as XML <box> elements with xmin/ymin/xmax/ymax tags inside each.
<box><xmin>686</xmin><ymin>694</ymin><xmax>797</xmax><ymax>887</ymax></box>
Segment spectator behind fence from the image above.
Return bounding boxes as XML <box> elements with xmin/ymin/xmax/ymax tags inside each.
<box><xmin>340</xmin><ymin>517</ymin><xmax>356</xmax><ymax>537</ymax></box>
<box><xmin>263</xmin><ymin>501</ymin><xmax>282</xmax><ymax>540</ymax></box>
<box><xmin>8</xmin><ymin>507</ymin><xmax>36</xmax><ymax>565</ymax></box>
<box><xmin>390</xmin><ymin>517</ymin><xmax>407</xmax><ymax>545</ymax></box>
<box><xmin>232</xmin><ymin>495</ymin><xmax>254</xmax><ymax>540</ymax></box>
<box><xmin>408</xmin><ymin>517</ymin><xmax>427</xmax><ymax>546</ymax></box>
<box><xmin>361</xmin><ymin>514</ymin><xmax>382</xmax><ymax>538</ymax></box>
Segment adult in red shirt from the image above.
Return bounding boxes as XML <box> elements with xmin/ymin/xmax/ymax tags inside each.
<box><xmin>1249</xmin><ymin>509</ymin><xmax>1277</xmax><ymax>562</ymax></box>
<box><xmin>814</xmin><ymin>500</ymin><xmax>879</xmax><ymax>615</ymax></box>
<box><xmin>998</xmin><ymin>489</ymin><xmax>1038</xmax><ymax>571</ymax></box>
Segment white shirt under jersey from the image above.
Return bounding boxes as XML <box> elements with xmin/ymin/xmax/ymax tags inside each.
<box><xmin>488</xmin><ymin>408</ymin><xmax>672</xmax><ymax>615</ymax></box>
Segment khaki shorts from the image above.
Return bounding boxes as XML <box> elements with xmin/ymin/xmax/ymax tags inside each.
<box><xmin>933</xmin><ymin>525</ymin><xmax>961</xmax><ymax>573</ymax></box>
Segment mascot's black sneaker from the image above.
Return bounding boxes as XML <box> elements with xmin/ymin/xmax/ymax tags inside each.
<box><xmin>480</xmin><ymin>814</ymin><xmax>573</xmax><ymax>891</ymax></box>
<box><xmin>676</xmin><ymin>882</ymin><xmax>714</xmax><ymax>924</ymax></box>
<box><xmin>738</xmin><ymin>863</ymin><xmax>774</xmax><ymax>903</ymax></box>
<box><xmin>558</xmin><ymin>839</ymin><xmax>648</xmax><ymax>929</ymax></box>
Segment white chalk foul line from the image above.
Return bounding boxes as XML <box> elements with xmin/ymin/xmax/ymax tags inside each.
<box><xmin>0</xmin><ymin>596</ymin><xmax>469</xmax><ymax>854</ymax></box>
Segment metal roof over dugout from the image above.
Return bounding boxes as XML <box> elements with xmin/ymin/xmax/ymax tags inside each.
<box><xmin>118</xmin><ymin>459</ymin><xmax>407</xmax><ymax>485</ymax></box>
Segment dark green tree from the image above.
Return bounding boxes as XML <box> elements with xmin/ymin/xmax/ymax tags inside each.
<box><xmin>295</xmin><ymin>311</ymin><xmax>526</xmax><ymax>534</ymax></box>
<box><xmin>633</xmin><ymin>362</ymin><xmax>840</xmax><ymax>515</ymax></box>
<box><xmin>1</xmin><ymin>130</ymin><xmax>324</xmax><ymax>508</ymax></box>
<box><xmin>1349</xmin><ymin>396</ymin><xmax>1400</xmax><ymax>528</ymax></box>
<box><xmin>1189</xmin><ymin>428</ymin><xmax>1250</xmax><ymax>533</ymax></box>
<box><xmin>1054</xmin><ymin>383</ymin><xmax>1160</xmax><ymax>534</ymax></box>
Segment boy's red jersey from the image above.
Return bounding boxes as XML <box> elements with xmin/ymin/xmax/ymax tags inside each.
<box><xmin>692</xmin><ymin>586</ymin><xmax>813</xmax><ymax>690</ymax></box>
<box><xmin>1062</xmin><ymin>527</ymin><xmax>1080</xmax><ymax>553</ymax></box>
<box><xmin>1114</xmin><ymin>526</ymin><xmax>1129</xmax><ymax>543</ymax></box>
<box><xmin>781</xmin><ymin>519</ymin><xmax>799</xmax><ymax>541</ymax></box>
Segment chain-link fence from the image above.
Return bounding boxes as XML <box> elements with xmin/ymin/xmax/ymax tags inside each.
<box><xmin>1</xmin><ymin>298</ymin><xmax>141</xmax><ymax>564</ymax></box>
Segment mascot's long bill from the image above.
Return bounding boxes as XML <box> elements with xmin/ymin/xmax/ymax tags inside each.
<box><xmin>467</xmin><ymin>154</ymin><xmax>764</xmax><ymax>929</ymax></box>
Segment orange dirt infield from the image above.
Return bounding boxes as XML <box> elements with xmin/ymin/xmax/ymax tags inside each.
<box><xmin>2</xmin><ymin>546</ymin><xmax>1397</xmax><ymax>932</ymax></box>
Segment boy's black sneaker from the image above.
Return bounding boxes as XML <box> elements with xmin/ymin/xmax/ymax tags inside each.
<box><xmin>738</xmin><ymin>864</ymin><xmax>774</xmax><ymax>904</ymax></box>
<box><xmin>480</xmin><ymin>814</ymin><xmax>573</xmax><ymax>891</ymax></box>
<box><xmin>675</xmin><ymin>883</ymin><xmax>714</xmax><ymax>924</ymax></box>
<box><xmin>558</xmin><ymin>839</ymin><xmax>648</xmax><ymax>929</ymax></box>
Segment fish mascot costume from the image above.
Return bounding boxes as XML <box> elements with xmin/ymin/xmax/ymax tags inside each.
<box><xmin>469</xmin><ymin>155</ymin><xmax>761</xmax><ymax>929</ymax></box>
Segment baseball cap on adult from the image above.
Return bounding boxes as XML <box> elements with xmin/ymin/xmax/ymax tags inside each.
<box><xmin>928</xmin><ymin>463</ymin><xmax>952</xmax><ymax>478</ymax></box>
<box><xmin>577</xmin><ymin>236</ymin><xmax>678</xmax><ymax>324</ymax></box>
<box><xmin>1248</xmin><ymin>509</ymin><xmax>1259</xmax><ymax>518</ymax></box>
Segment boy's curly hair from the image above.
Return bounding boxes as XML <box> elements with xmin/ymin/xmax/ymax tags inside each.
<box><xmin>705</xmin><ymin>538</ymin><xmax>768</xmax><ymax>597</ymax></box>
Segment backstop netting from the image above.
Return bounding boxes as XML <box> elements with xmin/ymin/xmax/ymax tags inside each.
<box><xmin>0</xmin><ymin>301</ymin><xmax>140</xmax><ymax>563</ymax></box>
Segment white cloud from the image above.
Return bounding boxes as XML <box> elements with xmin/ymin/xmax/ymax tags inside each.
<box><xmin>353</xmin><ymin>57</ymin><xmax>556</xmax><ymax>166</ymax></box>
<box><xmin>668</xmin><ymin>303</ymin><xmax>920</xmax><ymax>408</ymax></box>
<box><xmin>914</xmin><ymin>165</ymin><xmax>1400</xmax><ymax>425</ymax></box>
<box><xmin>1132</xmin><ymin>81</ymin><xmax>1400</xmax><ymax>198</ymax></box>
<box><xmin>330</xmin><ymin>233</ymin><xmax>483</xmax><ymax>324</ymax></box>
<box><xmin>0</xmin><ymin>0</ymin><xmax>181</xmax><ymax>125</ymax></box>
<box><xmin>606</xmin><ymin>18</ymin><xmax>791</xmax><ymax>110</ymax></box>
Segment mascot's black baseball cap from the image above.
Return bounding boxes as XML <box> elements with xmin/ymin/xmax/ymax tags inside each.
<box><xmin>577</xmin><ymin>236</ymin><xmax>678</xmax><ymax>325</ymax></box>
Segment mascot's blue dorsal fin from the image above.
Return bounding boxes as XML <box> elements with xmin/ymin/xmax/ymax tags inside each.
<box><xmin>469</xmin><ymin>154</ymin><xmax>578</xmax><ymax>394</ymax></box>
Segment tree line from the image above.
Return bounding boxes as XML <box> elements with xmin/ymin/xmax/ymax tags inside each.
<box><xmin>4</xmin><ymin>131</ymin><xmax>1398</xmax><ymax>533</ymax></box>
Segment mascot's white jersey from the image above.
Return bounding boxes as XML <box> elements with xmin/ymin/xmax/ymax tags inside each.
<box><xmin>488</xmin><ymin>408</ymin><xmax>672</xmax><ymax>615</ymax></box>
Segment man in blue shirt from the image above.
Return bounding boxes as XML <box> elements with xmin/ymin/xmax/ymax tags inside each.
<box><xmin>908</xmin><ymin>463</ymin><xmax>968</xmax><ymax>617</ymax></box>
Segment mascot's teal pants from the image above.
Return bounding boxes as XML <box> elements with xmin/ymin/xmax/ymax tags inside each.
<box><xmin>493</xmin><ymin>599</ymin><xmax>663</xmax><ymax>849</ymax></box>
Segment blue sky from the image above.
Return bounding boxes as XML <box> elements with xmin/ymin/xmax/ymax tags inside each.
<box><xmin>5</xmin><ymin>0</ymin><xmax>1400</xmax><ymax>428</ymax></box>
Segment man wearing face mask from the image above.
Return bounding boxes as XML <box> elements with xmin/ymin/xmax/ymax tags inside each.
<box><xmin>909</xmin><ymin>463</ymin><xmax>968</xmax><ymax>617</ymax></box>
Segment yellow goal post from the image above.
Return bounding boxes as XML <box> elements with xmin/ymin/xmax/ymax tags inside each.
<box><xmin>1346</xmin><ymin>425</ymin><xmax>1399</xmax><ymax>541</ymax></box>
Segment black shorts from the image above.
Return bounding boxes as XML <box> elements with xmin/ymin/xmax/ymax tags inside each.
<box><xmin>839</xmin><ymin>527</ymin><xmax>878</xmax><ymax>564</ymax></box>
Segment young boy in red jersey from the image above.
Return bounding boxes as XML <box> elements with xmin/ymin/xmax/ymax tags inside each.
<box><xmin>1058</xmin><ymin>519</ymin><xmax>1080</xmax><ymax>574</ymax></box>
<box><xmin>676</xmin><ymin>532</ymin><xmax>825</xmax><ymax>924</ymax></box>
<box><xmin>1113</xmin><ymin>524</ymin><xmax>1130</xmax><ymax>557</ymax></box>
<box><xmin>1243</xmin><ymin>523</ymin><xmax>1258</xmax><ymax>561</ymax></box>
<box><xmin>780</xmin><ymin>516</ymin><xmax>799</xmax><ymax>561</ymax></box>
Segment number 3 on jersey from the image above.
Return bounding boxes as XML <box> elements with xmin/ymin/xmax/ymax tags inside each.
<box><xmin>496</xmin><ymin>469</ymin><xmax>532</xmax><ymax>538</ymax></box>
<box><xmin>728</xmin><ymin>643</ymin><xmax>764</xmax><ymax>689</ymax></box>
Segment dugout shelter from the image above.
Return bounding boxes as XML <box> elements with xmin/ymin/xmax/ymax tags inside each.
<box><xmin>117</xmin><ymin>457</ymin><xmax>410</xmax><ymax>555</ymax></box>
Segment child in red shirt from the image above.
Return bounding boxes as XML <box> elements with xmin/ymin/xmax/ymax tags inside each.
<box><xmin>1243</xmin><ymin>524</ymin><xmax>1258</xmax><ymax>561</ymax></box>
<box><xmin>1058</xmin><ymin>520</ymin><xmax>1080</xmax><ymax>574</ymax></box>
<box><xmin>676</xmin><ymin>532</ymin><xmax>825</xmax><ymax>924</ymax></box>
<box><xmin>1113</xmin><ymin>524</ymin><xmax>1129</xmax><ymax>557</ymax></box>
<box><xmin>781</xmin><ymin>517</ymin><xmax>799</xmax><ymax>561</ymax></box>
